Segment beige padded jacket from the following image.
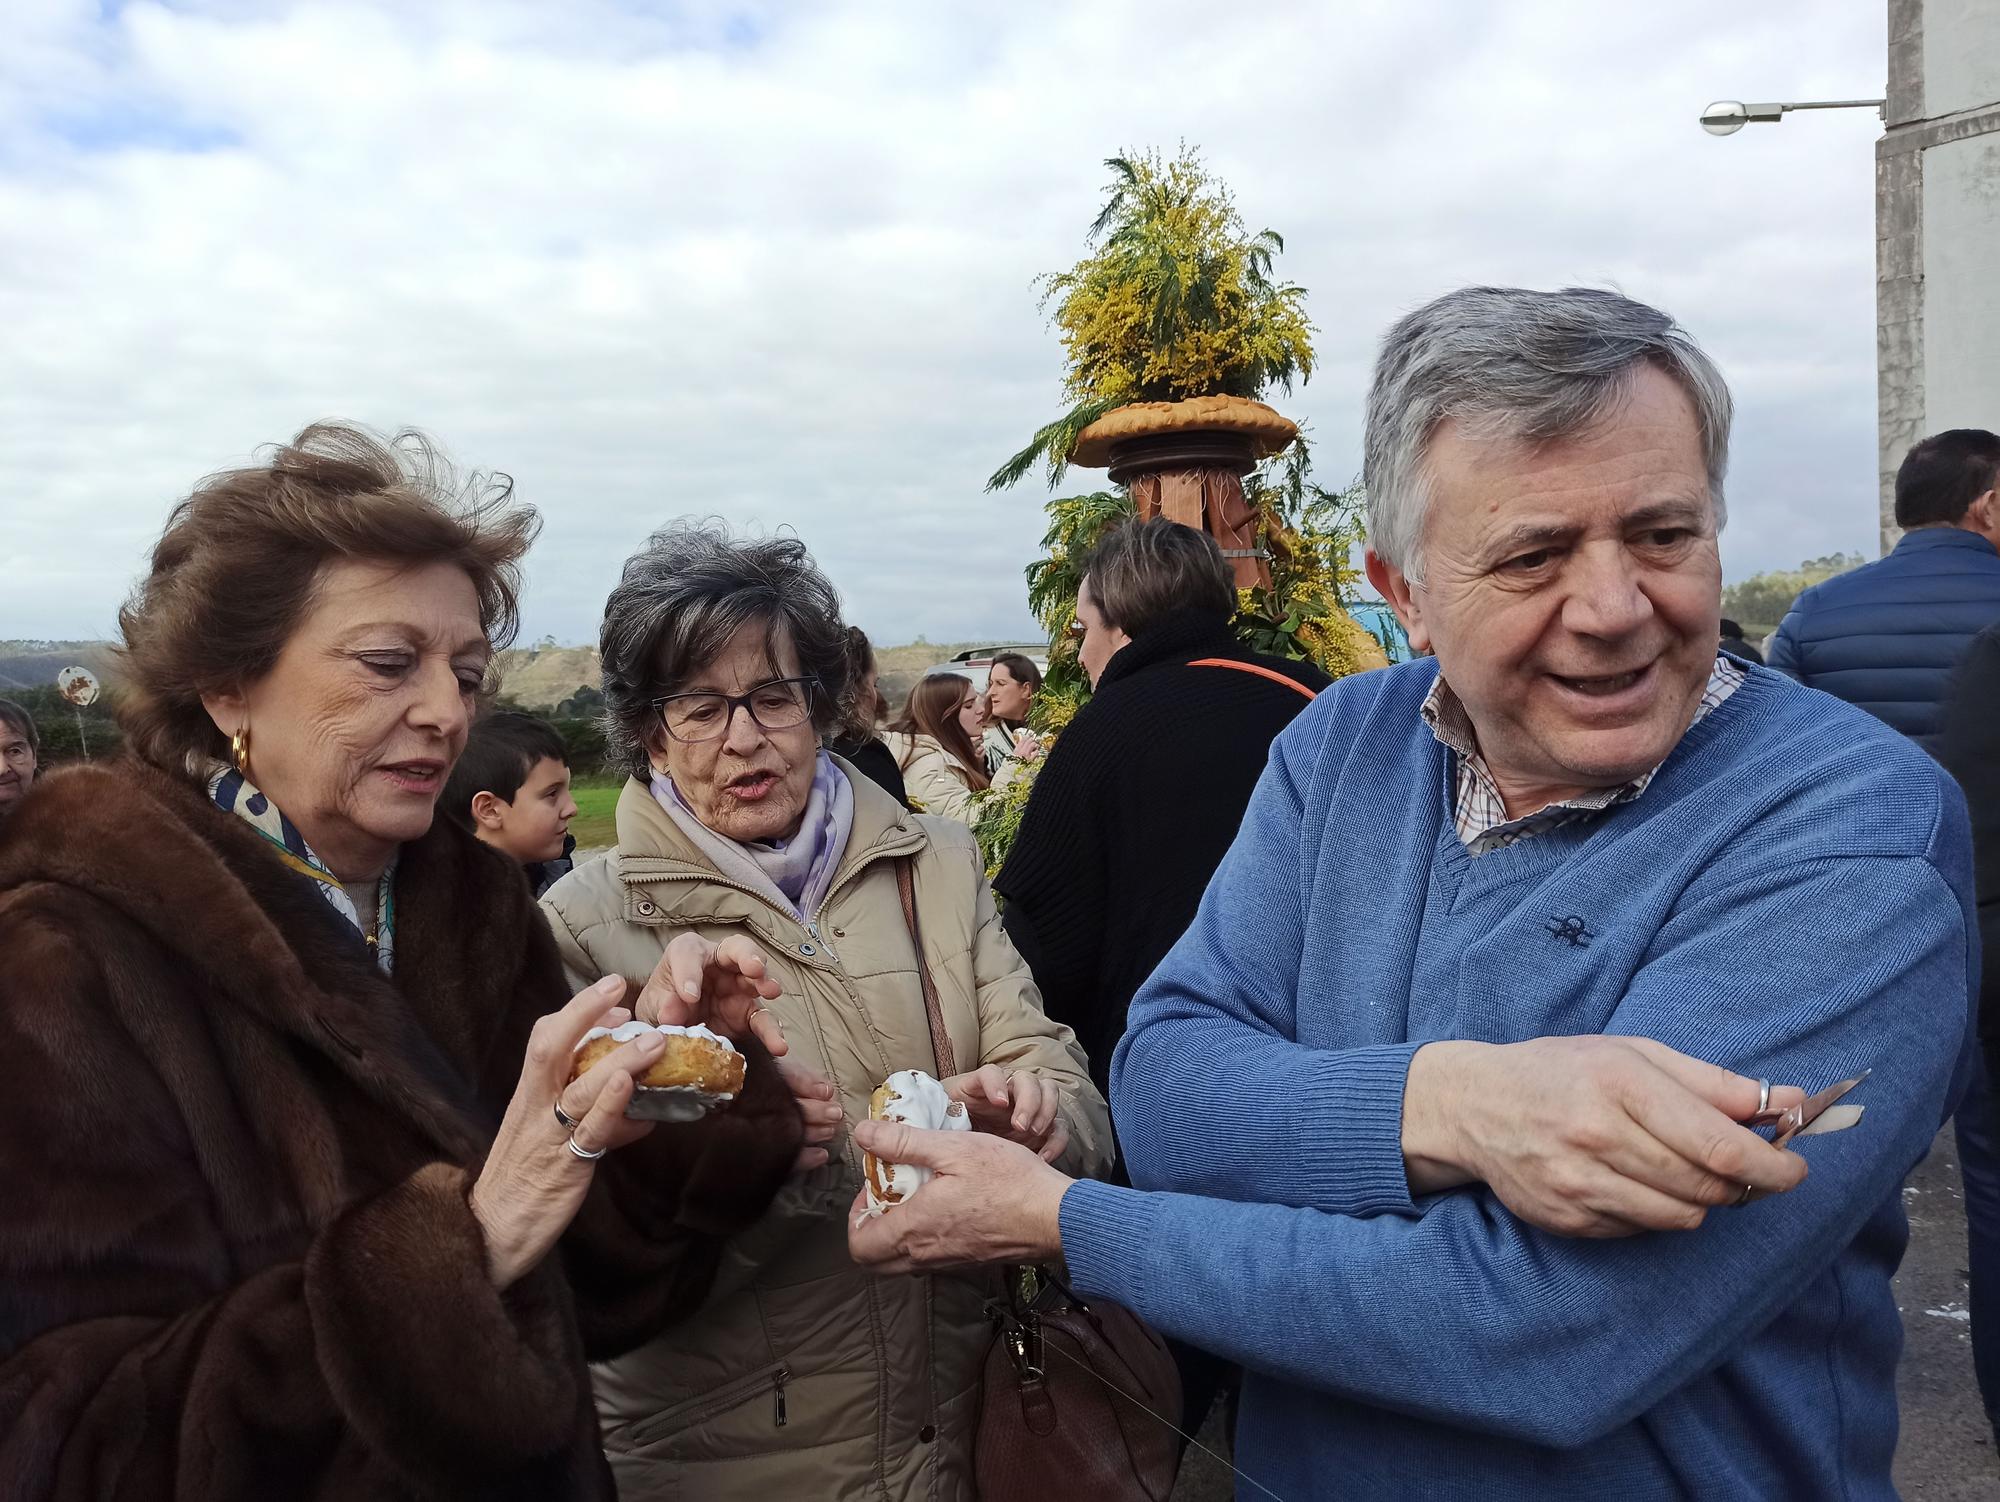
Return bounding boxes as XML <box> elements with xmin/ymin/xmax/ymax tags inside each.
<box><xmin>540</xmin><ymin>763</ymin><xmax>1110</xmax><ymax>1502</ymax></box>
<box><xmin>878</xmin><ymin>731</ymin><xmax>981</xmax><ymax>824</ymax></box>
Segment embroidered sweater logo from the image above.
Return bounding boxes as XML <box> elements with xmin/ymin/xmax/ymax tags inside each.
<box><xmin>1546</xmin><ymin>915</ymin><xmax>1594</xmax><ymax>948</ymax></box>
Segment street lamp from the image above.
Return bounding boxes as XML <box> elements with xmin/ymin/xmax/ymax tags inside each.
<box><xmin>1701</xmin><ymin>98</ymin><xmax>1886</xmax><ymax>135</ymax></box>
<box><xmin>1704</xmin><ymin>99</ymin><xmax>1888</xmax><ymax>136</ymax></box>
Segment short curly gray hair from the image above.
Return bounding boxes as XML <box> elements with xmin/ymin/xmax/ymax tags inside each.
<box><xmin>598</xmin><ymin>523</ymin><xmax>852</xmax><ymax>780</ymax></box>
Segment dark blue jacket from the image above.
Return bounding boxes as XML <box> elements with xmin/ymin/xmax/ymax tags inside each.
<box><xmin>1938</xmin><ymin>623</ymin><xmax>2000</xmax><ymax>1074</ymax></box>
<box><xmin>1767</xmin><ymin>527</ymin><xmax>2000</xmax><ymax>752</ymax></box>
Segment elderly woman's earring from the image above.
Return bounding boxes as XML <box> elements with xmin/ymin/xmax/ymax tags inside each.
<box><xmin>231</xmin><ymin>726</ymin><xmax>252</xmax><ymax>779</ymax></box>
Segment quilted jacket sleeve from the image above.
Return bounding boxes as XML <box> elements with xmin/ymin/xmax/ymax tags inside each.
<box><xmin>1765</xmin><ymin>596</ymin><xmax>1807</xmax><ymax>680</ymax></box>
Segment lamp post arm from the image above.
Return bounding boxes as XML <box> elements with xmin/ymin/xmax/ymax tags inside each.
<box><xmin>1778</xmin><ymin>99</ymin><xmax>1886</xmax><ymax>113</ymax></box>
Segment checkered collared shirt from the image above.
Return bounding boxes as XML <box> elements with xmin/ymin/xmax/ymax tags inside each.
<box><xmin>1422</xmin><ymin>653</ymin><xmax>1747</xmax><ymax>856</ymax></box>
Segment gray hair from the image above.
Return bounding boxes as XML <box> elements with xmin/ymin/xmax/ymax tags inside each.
<box><xmin>1362</xmin><ymin>286</ymin><xmax>1733</xmax><ymax>583</ymax></box>
<box><xmin>598</xmin><ymin>522</ymin><xmax>851</xmax><ymax>779</ymax></box>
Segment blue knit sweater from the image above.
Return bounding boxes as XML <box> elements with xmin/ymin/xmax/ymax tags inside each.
<box><xmin>1058</xmin><ymin>659</ymin><xmax>1977</xmax><ymax>1499</ymax></box>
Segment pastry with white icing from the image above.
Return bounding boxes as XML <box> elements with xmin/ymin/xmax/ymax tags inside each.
<box><xmin>570</xmin><ymin>1019</ymin><xmax>744</xmax><ymax>1121</ymax></box>
<box><xmin>862</xmin><ymin>1069</ymin><xmax>971</xmax><ymax>1215</ymax></box>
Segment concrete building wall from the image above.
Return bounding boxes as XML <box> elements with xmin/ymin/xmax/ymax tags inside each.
<box><xmin>1876</xmin><ymin>0</ymin><xmax>2000</xmax><ymax>552</ymax></box>
<box><xmin>1924</xmin><ymin>0</ymin><xmax>2000</xmax><ymax>118</ymax></box>
<box><xmin>1922</xmin><ymin>133</ymin><xmax>2000</xmax><ymax>435</ymax></box>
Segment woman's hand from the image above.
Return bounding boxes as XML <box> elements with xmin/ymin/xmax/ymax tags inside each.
<box><xmin>847</xmin><ymin>1121</ymin><xmax>1071</xmax><ymax>1273</ymax></box>
<box><xmin>943</xmin><ymin>1064</ymin><xmax>1069</xmax><ymax>1162</ymax></box>
<box><xmin>636</xmin><ymin>933</ymin><xmax>836</xmax><ymax>1174</ymax></box>
<box><xmin>779</xmin><ymin>1057</ymin><xmax>842</xmax><ymax>1174</ymax></box>
<box><xmin>469</xmin><ymin>975</ymin><xmax>662</xmax><ymax>1288</ymax></box>
<box><xmin>634</xmin><ymin>932</ymin><xmax>787</xmax><ymax>1057</ymax></box>
<box><xmin>1402</xmin><ymin>1035</ymin><xmax>1811</xmax><ymax>1238</ymax></box>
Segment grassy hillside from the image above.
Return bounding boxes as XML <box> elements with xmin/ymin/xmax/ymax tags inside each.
<box><xmin>0</xmin><ymin>641</ymin><xmax>122</xmax><ymax>693</ymax></box>
<box><xmin>568</xmin><ymin>776</ymin><xmax>622</xmax><ymax>850</ymax></box>
<box><xmin>491</xmin><ymin>644</ymin><xmax>602</xmax><ymax>711</ymax></box>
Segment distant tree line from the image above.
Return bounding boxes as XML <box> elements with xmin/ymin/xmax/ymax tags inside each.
<box><xmin>12</xmin><ymin>680</ymin><xmax>617</xmax><ymax>779</ymax></box>
<box><xmin>1721</xmin><ymin>552</ymin><xmax>1866</xmax><ymax>639</ymax></box>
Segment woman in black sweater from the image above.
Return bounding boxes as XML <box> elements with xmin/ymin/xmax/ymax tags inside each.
<box><xmin>993</xmin><ymin>518</ymin><xmax>1330</xmax><ymax>1445</ymax></box>
<box><xmin>994</xmin><ymin>521</ymin><xmax>1329</xmax><ymax>1105</ymax></box>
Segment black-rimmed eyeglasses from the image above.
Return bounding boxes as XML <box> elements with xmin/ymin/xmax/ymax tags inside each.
<box><xmin>653</xmin><ymin>677</ymin><xmax>818</xmax><ymax>743</ymax></box>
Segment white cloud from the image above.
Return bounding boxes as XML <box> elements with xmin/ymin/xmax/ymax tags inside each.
<box><xmin>0</xmin><ymin>0</ymin><xmax>1889</xmax><ymax>647</ymax></box>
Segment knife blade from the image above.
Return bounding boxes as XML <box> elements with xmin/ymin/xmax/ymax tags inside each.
<box><xmin>1770</xmin><ymin>1070</ymin><xmax>1870</xmax><ymax>1149</ymax></box>
<box><xmin>1795</xmin><ymin>1102</ymin><xmax>1864</xmax><ymax>1138</ymax></box>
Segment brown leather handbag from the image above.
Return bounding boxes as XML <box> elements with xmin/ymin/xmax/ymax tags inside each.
<box><xmin>974</xmin><ymin>1262</ymin><xmax>1184</xmax><ymax>1501</ymax></box>
<box><xmin>894</xmin><ymin>861</ymin><xmax>1184</xmax><ymax>1501</ymax></box>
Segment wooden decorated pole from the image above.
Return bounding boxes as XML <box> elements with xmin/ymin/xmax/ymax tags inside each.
<box><xmin>1069</xmin><ymin>395</ymin><xmax>1299</xmax><ymax>590</ymax></box>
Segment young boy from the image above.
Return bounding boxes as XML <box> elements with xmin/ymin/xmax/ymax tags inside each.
<box><xmin>441</xmin><ymin>711</ymin><xmax>579</xmax><ymax>897</ymax></box>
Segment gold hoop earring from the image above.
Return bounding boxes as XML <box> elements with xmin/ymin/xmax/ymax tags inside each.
<box><xmin>231</xmin><ymin>727</ymin><xmax>252</xmax><ymax>779</ymax></box>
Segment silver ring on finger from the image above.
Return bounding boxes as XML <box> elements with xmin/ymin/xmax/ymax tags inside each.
<box><xmin>1734</xmin><ymin>1182</ymin><xmax>1754</xmax><ymax>1207</ymax></box>
<box><xmin>566</xmin><ymin>1136</ymin><xmax>607</xmax><ymax>1162</ymax></box>
<box><xmin>1755</xmin><ymin>1078</ymin><xmax>1771</xmax><ymax>1116</ymax></box>
<box><xmin>554</xmin><ymin>1099</ymin><xmax>582</xmax><ymax>1131</ymax></box>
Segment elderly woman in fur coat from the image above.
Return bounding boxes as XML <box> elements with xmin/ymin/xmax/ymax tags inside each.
<box><xmin>0</xmin><ymin>425</ymin><xmax>821</xmax><ymax>1501</ymax></box>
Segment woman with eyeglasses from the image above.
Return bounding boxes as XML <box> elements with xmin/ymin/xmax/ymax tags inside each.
<box><xmin>539</xmin><ymin>523</ymin><xmax>1108</xmax><ymax>1502</ymax></box>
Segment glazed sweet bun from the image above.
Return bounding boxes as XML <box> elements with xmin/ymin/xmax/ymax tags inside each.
<box><xmin>862</xmin><ymin>1069</ymin><xmax>971</xmax><ymax>1216</ymax></box>
<box><xmin>570</xmin><ymin>1020</ymin><xmax>745</xmax><ymax>1121</ymax></box>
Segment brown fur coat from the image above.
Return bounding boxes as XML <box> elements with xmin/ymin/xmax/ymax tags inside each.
<box><xmin>0</xmin><ymin>759</ymin><xmax>801</xmax><ymax>1500</ymax></box>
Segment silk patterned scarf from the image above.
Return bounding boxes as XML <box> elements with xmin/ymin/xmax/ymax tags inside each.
<box><xmin>205</xmin><ymin>763</ymin><xmax>397</xmax><ymax>973</ymax></box>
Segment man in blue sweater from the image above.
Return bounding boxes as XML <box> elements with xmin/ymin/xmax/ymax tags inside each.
<box><xmin>850</xmin><ymin>287</ymin><xmax>1977</xmax><ymax>1498</ymax></box>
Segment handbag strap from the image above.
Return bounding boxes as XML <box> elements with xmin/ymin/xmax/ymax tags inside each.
<box><xmin>896</xmin><ymin>857</ymin><xmax>958</xmax><ymax>1078</ymax></box>
<box><xmin>1187</xmin><ymin>656</ymin><xmax>1319</xmax><ymax>702</ymax></box>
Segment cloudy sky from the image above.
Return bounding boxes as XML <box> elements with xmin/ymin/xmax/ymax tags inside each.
<box><xmin>2</xmin><ymin>0</ymin><xmax>1888</xmax><ymax>649</ymax></box>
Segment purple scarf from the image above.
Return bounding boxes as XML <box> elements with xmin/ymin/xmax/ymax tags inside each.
<box><xmin>651</xmin><ymin>752</ymin><xmax>855</xmax><ymax>921</ymax></box>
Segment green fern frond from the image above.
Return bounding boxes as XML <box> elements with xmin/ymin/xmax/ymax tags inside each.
<box><xmin>986</xmin><ymin>396</ymin><xmax>1125</xmax><ymax>493</ymax></box>
<box><xmin>971</xmin><ymin>771</ymin><xmax>1039</xmax><ymax>881</ymax></box>
<box><xmin>1088</xmin><ymin>155</ymin><xmax>1141</xmax><ymax>240</ymax></box>
<box><xmin>987</xmin><ymin>436</ymin><xmax>1050</xmax><ymax>493</ymax></box>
